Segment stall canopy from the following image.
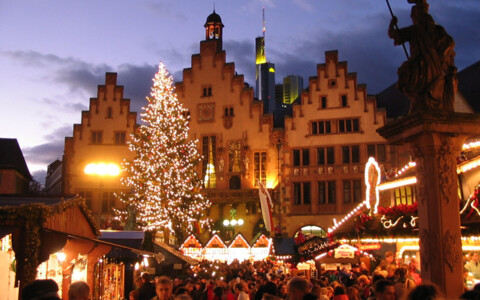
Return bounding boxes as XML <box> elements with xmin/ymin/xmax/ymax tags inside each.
<box><xmin>99</xmin><ymin>230</ymin><xmax>164</xmax><ymax>263</ymax></box>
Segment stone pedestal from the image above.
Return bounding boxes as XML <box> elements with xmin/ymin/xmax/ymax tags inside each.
<box><xmin>378</xmin><ymin>111</ymin><xmax>480</xmax><ymax>298</ymax></box>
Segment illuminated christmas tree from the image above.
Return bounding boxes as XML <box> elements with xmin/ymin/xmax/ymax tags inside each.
<box><xmin>117</xmin><ymin>62</ymin><xmax>210</xmax><ymax>236</ymax></box>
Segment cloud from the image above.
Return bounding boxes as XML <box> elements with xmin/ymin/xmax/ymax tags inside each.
<box><xmin>224</xmin><ymin>39</ymin><xmax>256</xmax><ymax>85</ymax></box>
<box><xmin>3</xmin><ymin>50</ymin><xmax>113</xmax><ymax>96</ymax></box>
<box><xmin>23</xmin><ymin>140</ymin><xmax>64</xmax><ymax>166</ymax></box>
<box><xmin>292</xmin><ymin>0</ymin><xmax>314</xmax><ymax>12</ymax></box>
<box><xmin>116</xmin><ymin>63</ymin><xmax>158</xmax><ymax>114</ymax></box>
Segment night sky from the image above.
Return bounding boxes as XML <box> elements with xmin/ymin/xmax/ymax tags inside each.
<box><xmin>1</xmin><ymin>0</ymin><xmax>479</xmax><ymax>183</ymax></box>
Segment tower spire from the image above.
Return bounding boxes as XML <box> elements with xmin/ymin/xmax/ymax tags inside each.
<box><xmin>262</xmin><ymin>7</ymin><xmax>266</xmax><ymax>60</ymax></box>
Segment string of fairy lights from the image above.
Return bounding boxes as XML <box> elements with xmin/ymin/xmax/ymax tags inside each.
<box><xmin>115</xmin><ymin>62</ymin><xmax>211</xmax><ymax>233</ymax></box>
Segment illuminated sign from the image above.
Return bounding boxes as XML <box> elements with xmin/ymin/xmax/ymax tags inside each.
<box><xmin>356</xmin><ymin>243</ymin><xmax>382</xmax><ymax>251</ymax></box>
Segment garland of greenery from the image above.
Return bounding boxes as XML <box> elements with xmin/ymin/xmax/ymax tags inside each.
<box><xmin>0</xmin><ymin>197</ymin><xmax>99</xmax><ymax>285</ymax></box>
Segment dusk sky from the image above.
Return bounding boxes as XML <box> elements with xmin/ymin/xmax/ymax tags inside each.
<box><xmin>1</xmin><ymin>0</ymin><xmax>479</xmax><ymax>184</ymax></box>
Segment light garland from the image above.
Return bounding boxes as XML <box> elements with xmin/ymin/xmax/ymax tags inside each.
<box><xmin>314</xmin><ymin>244</ymin><xmax>375</xmax><ymax>261</ymax></box>
<box><xmin>328</xmin><ymin>158</ymin><xmax>381</xmax><ymax>234</ymax></box>
<box><xmin>457</xmin><ymin>157</ymin><xmax>480</xmax><ymax>174</ymax></box>
<box><xmin>463</xmin><ymin>140</ymin><xmax>480</xmax><ymax>151</ymax></box>
<box><xmin>394</xmin><ymin>161</ymin><xmax>416</xmax><ymax>178</ymax></box>
<box><xmin>328</xmin><ymin>202</ymin><xmax>365</xmax><ymax>233</ymax></box>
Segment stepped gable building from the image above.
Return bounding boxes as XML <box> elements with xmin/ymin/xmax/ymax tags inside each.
<box><xmin>174</xmin><ymin>11</ymin><xmax>395</xmax><ymax>241</ymax></box>
<box><xmin>175</xmin><ymin>11</ymin><xmax>280</xmax><ymax>242</ymax></box>
<box><xmin>281</xmin><ymin>50</ymin><xmax>394</xmax><ymax>235</ymax></box>
<box><xmin>62</xmin><ymin>73</ymin><xmax>137</xmax><ymax>227</ymax></box>
<box><xmin>176</xmin><ymin>12</ymin><xmax>277</xmax><ymax>239</ymax></box>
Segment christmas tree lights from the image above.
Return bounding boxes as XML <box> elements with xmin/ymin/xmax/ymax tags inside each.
<box><xmin>116</xmin><ymin>62</ymin><xmax>211</xmax><ymax>235</ymax></box>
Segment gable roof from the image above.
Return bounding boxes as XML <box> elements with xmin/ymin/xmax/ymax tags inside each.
<box><xmin>0</xmin><ymin>138</ymin><xmax>32</xmax><ymax>180</ymax></box>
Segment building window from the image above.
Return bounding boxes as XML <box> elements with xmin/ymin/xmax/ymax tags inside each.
<box><xmin>228</xmin><ymin>141</ymin><xmax>242</xmax><ymax>173</ymax></box>
<box><xmin>224</xmin><ymin>107</ymin><xmax>234</xmax><ymax>116</ymax></box>
<box><xmin>311</xmin><ymin>121</ymin><xmax>332</xmax><ymax>135</ymax></box>
<box><xmin>78</xmin><ymin>191</ymin><xmax>93</xmax><ymax>209</ymax></box>
<box><xmin>343</xmin><ymin>179</ymin><xmax>362</xmax><ymax>204</ymax></box>
<box><xmin>293</xmin><ymin>182</ymin><xmax>311</xmax><ymax>205</ymax></box>
<box><xmin>115</xmin><ymin>132</ymin><xmax>126</xmax><ymax>145</ymax></box>
<box><xmin>202</xmin><ymin>136</ymin><xmax>216</xmax><ymax>188</ymax></box>
<box><xmin>394</xmin><ymin>186</ymin><xmax>415</xmax><ymax>205</ymax></box>
<box><xmin>341</xmin><ymin>95</ymin><xmax>348</xmax><ymax>107</ymax></box>
<box><xmin>342</xmin><ymin>145</ymin><xmax>360</xmax><ymax>164</ymax></box>
<box><xmin>321</xmin><ymin>96</ymin><xmax>327</xmax><ymax>109</ymax></box>
<box><xmin>91</xmin><ymin>131</ymin><xmax>103</xmax><ymax>144</ymax></box>
<box><xmin>318</xmin><ymin>180</ymin><xmax>336</xmax><ymax>204</ymax></box>
<box><xmin>102</xmin><ymin>192</ymin><xmax>116</xmax><ymax>213</ymax></box>
<box><xmin>317</xmin><ymin>147</ymin><xmax>335</xmax><ymax>165</ymax></box>
<box><xmin>202</xmin><ymin>86</ymin><xmax>212</xmax><ymax>97</ymax></box>
<box><xmin>293</xmin><ymin>149</ymin><xmax>310</xmax><ymax>167</ymax></box>
<box><xmin>367</xmin><ymin>144</ymin><xmax>386</xmax><ymax>162</ymax></box>
<box><xmin>254</xmin><ymin>152</ymin><xmax>267</xmax><ymax>187</ymax></box>
<box><xmin>106</xmin><ymin>107</ymin><xmax>113</xmax><ymax>118</ymax></box>
<box><xmin>338</xmin><ymin>118</ymin><xmax>360</xmax><ymax>133</ymax></box>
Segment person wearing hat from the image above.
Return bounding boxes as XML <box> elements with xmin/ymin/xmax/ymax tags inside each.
<box><xmin>21</xmin><ymin>279</ymin><xmax>61</xmax><ymax>300</ymax></box>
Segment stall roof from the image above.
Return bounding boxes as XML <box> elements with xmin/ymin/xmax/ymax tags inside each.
<box><xmin>154</xmin><ymin>241</ymin><xmax>199</xmax><ymax>265</ymax></box>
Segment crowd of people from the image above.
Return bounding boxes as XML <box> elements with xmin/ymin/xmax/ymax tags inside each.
<box><xmin>17</xmin><ymin>251</ymin><xmax>480</xmax><ymax>300</ymax></box>
<box><xmin>129</xmin><ymin>252</ymin><xmax>480</xmax><ymax>300</ymax></box>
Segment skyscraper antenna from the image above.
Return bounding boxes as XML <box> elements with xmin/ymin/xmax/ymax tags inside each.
<box><xmin>262</xmin><ymin>7</ymin><xmax>266</xmax><ymax>59</ymax></box>
<box><xmin>262</xmin><ymin>7</ymin><xmax>266</xmax><ymax>37</ymax></box>
<box><xmin>213</xmin><ymin>2</ymin><xmax>215</xmax><ymax>12</ymax></box>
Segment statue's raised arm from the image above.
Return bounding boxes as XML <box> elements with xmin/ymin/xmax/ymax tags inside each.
<box><xmin>388</xmin><ymin>0</ymin><xmax>457</xmax><ymax>113</ymax></box>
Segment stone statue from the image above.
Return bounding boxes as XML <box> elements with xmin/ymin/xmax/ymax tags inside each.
<box><xmin>388</xmin><ymin>0</ymin><xmax>457</xmax><ymax>113</ymax></box>
<box><xmin>243</xmin><ymin>155</ymin><xmax>249</xmax><ymax>177</ymax></box>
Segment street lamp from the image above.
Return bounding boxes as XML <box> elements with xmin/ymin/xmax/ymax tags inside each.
<box><xmin>84</xmin><ymin>162</ymin><xmax>121</xmax><ymax>226</ymax></box>
<box><xmin>84</xmin><ymin>163</ymin><xmax>120</xmax><ymax>176</ymax></box>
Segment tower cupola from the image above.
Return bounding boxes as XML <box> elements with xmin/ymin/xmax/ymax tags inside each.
<box><xmin>204</xmin><ymin>10</ymin><xmax>224</xmax><ymax>41</ymax></box>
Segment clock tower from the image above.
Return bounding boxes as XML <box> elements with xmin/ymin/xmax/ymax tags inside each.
<box><xmin>204</xmin><ymin>10</ymin><xmax>224</xmax><ymax>50</ymax></box>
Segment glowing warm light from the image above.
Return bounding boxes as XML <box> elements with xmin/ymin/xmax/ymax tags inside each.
<box><xmin>56</xmin><ymin>252</ymin><xmax>66</xmax><ymax>262</ymax></box>
<box><xmin>143</xmin><ymin>257</ymin><xmax>149</xmax><ymax>267</ymax></box>
<box><xmin>230</xmin><ymin>219</ymin><xmax>237</xmax><ymax>226</ymax></box>
<box><xmin>378</xmin><ymin>176</ymin><xmax>417</xmax><ymax>191</ymax></box>
<box><xmin>395</xmin><ymin>161</ymin><xmax>417</xmax><ymax>177</ymax></box>
<box><xmin>223</xmin><ymin>220</ymin><xmax>230</xmax><ymax>226</ymax></box>
<box><xmin>269</xmin><ymin>67</ymin><xmax>275</xmax><ymax>73</ymax></box>
<box><xmin>182</xmin><ymin>234</ymin><xmax>272</xmax><ymax>262</ymax></box>
<box><xmin>135</xmin><ymin>262</ymin><xmax>140</xmax><ymax>270</ymax></box>
<box><xmin>365</xmin><ymin>157</ymin><xmax>381</xmax><ymax>213</ymax></box>
<box><xmin>265</xmin><ymin>177</ymin><xmax>276</xmax><ymax>189</ymax></box>
<box><xmin>238</xmin><ymin>219</ymin><xmax>244</xmax><ymax>226</ymax></box>
<box><xmin>457</xmin><ymin>157</ymin><xmax>480</xmax><ymax>174</ymax></box>
<box><xmin>327</xmin><ymin>202</ymin><xmax>365</xmax><ymax>233</ymax></box>
<box><xmin>84</xmin><ymin>163</ymin><xmax>120</xmax><ymax>176</ymax></box>
<box><xmin>463</xmin><ymin>140</ymin><xmax>480</xmax><ymax>151</ymax></box>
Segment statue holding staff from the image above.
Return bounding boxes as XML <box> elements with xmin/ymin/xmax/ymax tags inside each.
<box><xmin>388</xmin><ymin>0</ymin><xmax>457</xmax><ymax>113</ymax></box>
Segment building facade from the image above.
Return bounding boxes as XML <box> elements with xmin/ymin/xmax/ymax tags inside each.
<box><xmin>281</xmin><ymin>50</ymin><xmax>391</xmax><ymax>236</ymax></box>
<box><xmin>62</xmin><ymin>73</ymin><xmax>137</xmax><ymax>227</ymax></box>
<box><xmin>175</xmin><ymin>12</ymin><xmax>392</xmax><ymax>241</ymax></box>
<box><xmin>175</xmin><ymin>12</ymin><xmax>280</xmax><ymax>242</ymax></box>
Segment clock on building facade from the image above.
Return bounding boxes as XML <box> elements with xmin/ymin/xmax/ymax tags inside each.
<box><xmin>198</xmin><ymin>103</ymin><xmax>215</xmax><ymax>121</ymax></box>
